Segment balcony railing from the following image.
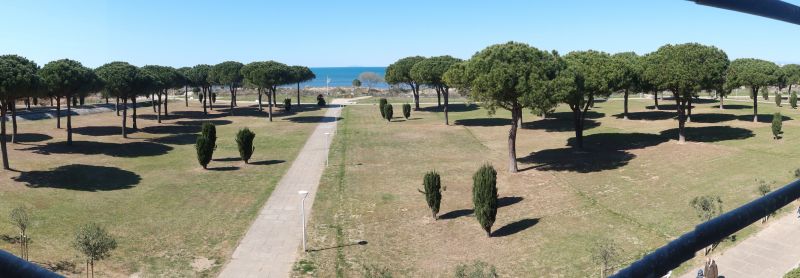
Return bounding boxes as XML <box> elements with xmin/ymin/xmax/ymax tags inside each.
<box><xmin>0</xmin><ymin>249</ymin><xmax>62</xmax><ymax>277</ymax></box>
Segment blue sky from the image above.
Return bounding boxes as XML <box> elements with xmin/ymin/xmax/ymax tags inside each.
<box><xmin>2</xmin><ymin>0</ymin><xmax>799</xmax><ymax>68</ymax></box>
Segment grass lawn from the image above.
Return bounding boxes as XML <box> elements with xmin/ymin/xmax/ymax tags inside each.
<box><xmin>296</xmin><ymin>97</ymin><xmax>800</xmax><ymax>277</ymax></box>
<box><xmin>0</xmin><ymin>101</ymin><xmax>327</xmax><ymax>277</ymax></box>
<box><xmin>352</xmin><ymin>96</ymin><xmax>468</xmax><ymax>104</ymax></box>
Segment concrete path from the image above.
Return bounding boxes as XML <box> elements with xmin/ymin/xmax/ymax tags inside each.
<box><xmin>218</xmin><ymin>98</ymin><xmax>362</xmax><ymax>278</ymax></box>
<box><xmin>678</xmin><ymin>212</ymin><xmax>800</xmax><ymax>278</ymax></box>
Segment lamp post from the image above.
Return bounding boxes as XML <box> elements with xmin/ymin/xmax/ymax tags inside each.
<box><xmin>298</xmin><ymin>190</ymin><xmax>309</xmax><ymax>252</ymax></box>
<box><xmin>324</xmin><ymin>132</ymin><xmax>331</xmax><ymax>166</ymax></box>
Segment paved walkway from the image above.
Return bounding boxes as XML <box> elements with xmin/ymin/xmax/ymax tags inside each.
<box><xmin>678</xmin><ymin>211</ymin><xmax>800</xmax><ymax>278</ymax></box>
<box><xmin>219</xmin><ymin>98</ymin><xmax>362</xmax><ymax>278</ymax></box>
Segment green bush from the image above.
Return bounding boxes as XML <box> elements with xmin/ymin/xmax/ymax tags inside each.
<box><xmin>383</xmin><ymin>103</ymin><xmax>393</xmax><ymax>122</ymax></box>
<box><xmin>196</xmin><ymin>122</ymin><xmax>217</xmax><ymax>169</ymax></box>
<box><xmin>419</xmin><ymin>171</ymin><xmax>443</xmax><ymax>219</ymax></box>
<box><xmin>379</xmin><ymin>98</ymin><xmax>388</xmax><ymax>118</ymax></box>
<box><xmin>785</xmin><ymin>267</ymin><xmax>800</xmax><ymax>278</ymax></box>
<box><xmin>776</xmin><ymin>92</ymin><xmax>782</xmax><ymax>107</ymax></box>
<box><xmin>402</xmin><ymin>103</ymin><xmax>411</xmax><ymax>119</ymax></box>
<box><xmin>472</xmin><ymin>164</ymin><xmax>497</xmax><ymax>237</ymax></box>
<box><xmin>762</xmin><ymin>87</ymin><xmax>769</xmax><ymax>100</ymax></box>
<box><xmin>791</xmin><ymin>91</ymin><xmax>798</xmax><ymax>109</ymax></box>
<box><xmin>773</xmin><ymin>112</ymin><xmax>783</xmax><ymax>139</ymax></box>
<box><xmin>454</xmin><ymin>261</ymin><xmax>498</xmax><ymax>278</ymax></box>
<box><xmin>284</xmin><ymin>98</ymin><xmax>292</xmax><ymax>112</ymax></box>
<box><xmin>316</xmin><ymin>94</ymin><xmax>326</xmax><ymax>106</ymax></box>
<box><xmin>235</xmin><ymin>128</ymin><xmax>256</xmax><ymax>163</ymax></box>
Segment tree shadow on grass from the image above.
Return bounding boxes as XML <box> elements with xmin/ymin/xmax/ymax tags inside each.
<box><xmin>491</xmin><ymin>218</ymin><xmax>540</xmax><ymax>237</ymax></box>
<box><xmin>645</xmin><ymin>105</ymin><xmax>678</xmax><ymax>111</ymax></box>
<box><xmin>4</xmin><ymin>133</ymin><xmax>52</xmax><ymax>143</ymax></box>
<box><xmin>613</xmin><ymin>111</ymin><xmax>675</xmax><ymax>121</ymax></box>
<box><xmin>174</xmin><ymin>119</ymin><xmax>233</xmax><ymax>126</ymax></box>
<box><xmin>72</xmin><ymin>126</ymin><xmax>129</xmax><ymax>137</ymax></box>
<box><xmin>207</xmin><ymin>166</ymin><xmax>239</xmax><ymax>171</ymax></box>
<box><xmin>308</xmin><ymin>240</ymin><xmax>368</xmax><ymax>252</ymax></box>
<box><xmin>213</xmin><ymin>157</ymin><xmax>241</xmax><ymax>162</ymax></box>
<box><xmin>659</xmin><ymin>126</ymin><xmax>754</xmax><ymax>143</ymax></box>
<box><xmin>565</xmin><ymin>133</ymin><xmax>668</xmax><ymax>151</ymax></box>
<box><xmin>498</xmin><ymin>196</ymin><xmax>523</xmax><ymax>208</ymax></box>
<box><xmin>735</xmin><ymin>114</ymin><xmax>793</xmax><ymax>123</ymax></box>
<box><xmin>439</xmin><ymin>209</ymin><xmax>473</xmax><ymax>220</ymax></box>
<box><xmin>523</xmin><ymin>118</ymin><xmax>600</xmax><ymax>132</ymax></box>
<box><xmin>23</xmin><ymin>141</ymin><xmax>172</xmax><ymax>157</ymax></box>
<box><xmin>715</xmin><ymin>104</ymin><xmax>751</xmax><ymax>110</ymax></box>
<box><xmin>170</xmin><ymin>110</ymin><xmax>226</xmax><ymax>120</ymax></box>
<box><xmin>140</xmin><ymin>124</ymin><xmax>201</xmax><ymax>134</ymax></box>
<box><xmin>283</xmin><ymin>116</ymin><xmax>341</xmax><ymax>123</ymax></box>
<box><xmin>148</xmin><ymin>134</ymin><xmax>197</xmax><ymax>145</ymax></box>
<box><xmin>454</xmin><ymin>118</ymin><xmax>510</xmax><ymax>127</ymax></box>
<box><xmin>547</xmin><ymin>111</ymin><xmax>605</xmax><ymax>120</ymax></box>
<box><xmin>690</xmin><ymin>113</ymin><xmax>736</xmax><ymax>123</ymax></box>
<box><xmin>13</xmin><ymin>164</ymin><xmax>140</xmax><ymax>191</ymax></box>
<box><xmin>419</xmin><ymin>103</ymin><xmax>479</xmax><ymax>113</ymax></box>
<box><xmin>249</xmin><ymin>160</ymin><xmax>285</xmax><ymax>166</ymax></box>
<box><xmin>518</xmin><ymin>148</ymin><xmax>634</xmax><ymax>173</ymax></box>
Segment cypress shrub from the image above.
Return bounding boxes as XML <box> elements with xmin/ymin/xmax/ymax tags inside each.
<box><xmin>418</xmin><ymin>171</ymin><xmax>443</xmax><ymax>219</ymax></box>
<box><xmin>195</xmin><ymin>136</ymin><xmax>214</xmax><ymax>169</ymax></box>
<box><xmin>773</xmin><ymin>112</ymin><xmax>783</xmax><ymax>139</ymax></box>
<box><xmin>791</xmin><ymin>91</ymin><xmax>798</xmax><ymax>109</ymax></box>
<box><xmin>762</xmin><ymin>87</ymin><xmax>769</xmax><ymax>100</ymax></box>
<box><xmin>316</xmin><ymin>94</ymin><xmax>326</xmax><ymax>106</ymax></box>
<box><xmin>284</xmin><ymin>98</ymin><xmax>292</xmax><ymax>112</ymax></box>
<box><xmin>198</xmin><ymin>93</ymin><xmax>204</xmax><ymax>103</ymax></box>
<box><xmin>402</xmin><ymin>103</ymin><xmax>411</xmax><ymax>119</ymax></box>
<box><xmin>472</xmin><ymin>164</ymin><xmax>497</xmax><ymax>237</ymax></box>
<box><xmin>383</xmin><ymin>104</ymin><xmax>393</xmax><ymax>122</ymax></box>
<box><xmin>235</xmin><ymin>128</ymin><xmax>256</xmax><ymax>163</ymax></box>
<box><xmin>379</xmin><ymin>98</ymin><xmax>388</xmax><ymax>118</ymax></box>
<box><xmin>776</xmin><ymin>92</ymin><xmax>782</xmax><ymax>107</ymax></box>
<box><xmin>201</xmin><ymin>122</ymin><xmax>217</xmax><ymax>146</ymax></box>
<box><xmin>211</xmin><ymin>93</ymin><xmax>217</xmax><ymax>103</ymax></box>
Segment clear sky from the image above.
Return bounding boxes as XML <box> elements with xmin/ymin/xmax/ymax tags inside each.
<box><xmin>2</xmin><ymin>0</ymin><xmax>799</xmax><ymax>68</ymax></box>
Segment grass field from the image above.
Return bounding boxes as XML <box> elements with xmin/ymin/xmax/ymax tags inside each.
<box><xmin>296</xmin><ymin>97</ymin><xmax>800</xmax><ymax>277</ymax></box>
<box><xmin>0</xmin><ymin>101</ymin><xmax>327</xmax><ymax>277</ymax></box>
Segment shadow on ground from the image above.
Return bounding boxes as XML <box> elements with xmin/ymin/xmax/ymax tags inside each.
<box><xmin>148</xmin><ymin>134</ymin><xmax>197</xmax><ymax>145</ymax></box>
<box><xmin>13</xmin><ymin>164</ymin><xmax>140</xmax><ymax>191</ymax></box>
<box><xmin>614</xmin><ymin>111</ymin><xmax>675</xmax><ymax>121</ymax></box>
<box><xmin>283</xmin><ymin>116</ymin><xmax>341</xmax><ymax>123</ymax></box>
<box><xmin>23</xmin><ymin>141</ymin><xmax>172</xmax><ymax>157</ymax></box>
<box><xmin>250</xmin><ymin>160</ymin><xmax>285</xmax><ymax>166</ymax></box>
<box><xmin>174</xmin><ymin>119</ymin><xmax>233</xmax><ymax>126</ymax></box>
<box><xmin>492</xmin><ymin>218</ymin><xmax>540</xmax><ymax>237</ymax></box>
<box><xmin>660</xmin><ymin>126</ymin><xmax>755</xmax><ymax>143</ymax></box>
<box><xmin>689</xmin><ymin>113</ymin><xmax>736</xmax><ymax>123</ymax></box>
<box><xmin>308</xmin><ymin>240</ymin><xmax>368</xmax><ymax>252</ymax></box>
<box><xmin>736</xmin><ymin>114</ymin><xmax>792</xmax><ymax>123</ymax></box>
<box><xmin>714</xmin><ymin>104</ymin><xmax>751</xmax><ymax>110</ymax></box>
<box><xmin>72</xmin><ymin>126</ymin><xmax>129</xmax><ymax>136</ymax></box>
<box><xmin>4</xmin><ymin>133</ymin><xmax>52</xmax><ymax>143</ymax></box>
<box><xmin>419</xmin><ymin>103</ymin><xmax>479</xmax><ymax>113</ymax></box>
<box><xmin>523</xmin><ymin>118</ymin><xmax>600</xmax><ymax>132</ymax></box>
<box><xmin>439</xmin><ymin>196</ymin><xmax>523</xmax><ymax>220</ymax></box>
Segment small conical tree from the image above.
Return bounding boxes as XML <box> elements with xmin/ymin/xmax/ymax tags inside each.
<box><xmin>196</xmin><ymin>122</ymin><xmax>217</xmax><ymax>169</ymax></box>
<box><xmin>236</xmin><ymin>128</ymin><xmax>256</xmax><ymax>163</ymax></box>
<box><xmin>791</xmin><ymin>91</ymin><xmax>797</xmax><ymax>109</ymax></box>
<box><xmin>384</xmin><ymin>104</ymin><xmax>394</xmax><ymax>122</ymax></box>
<box><xmin>402</xmin><ymin>103</ymin><xmax>411</xmax><ymax>119</ymax></box>
<box><xmin>379</xmin><ymin>98</ymin><xmax>388</xmax><ymax>118</ymax></box>
<box><xmin>775</xmin><ymin>92</ymin><xmax>782</xmax><ymax>107</ymax></box>
<box><xmin>418</xmin><ymin>171</ymin><xmax>443</xmax><ymax>219</ymax></box>
<box><xmin>762</xmin><ymin>87</ymin><xmax>769</xmax><ymax>100</ymax></box>
<box><xmin>283</xmin><ymin>98</ymin><xmax>292</xmax><ymax>112</ymax></box>
<box><xmin>772</xmin><ymin>112</ymin><xmax>783</xmax><ymax>140</ymax></box>
<box><xmin>201</xmin><ymin>122</ymin><xmax>217</xmax><ymax>147</ymax></box>
<box><xmin>472</xmin><ymin>164</ymin><xmax>498</xmax><ymax>237</ymax></box>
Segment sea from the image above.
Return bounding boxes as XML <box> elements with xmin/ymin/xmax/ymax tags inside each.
<box><xmin>303</xmin><ymin>67</ymin><xmax>387</xmax><ymax>88</ymax></box>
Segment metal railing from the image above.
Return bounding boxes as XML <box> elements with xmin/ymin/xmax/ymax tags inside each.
<box><xmin>691</xmin><ymin>0</ymin><xmax>800</xmax><ymax>25</ymax></box>
<box><xmin>612</xmin><ymin>179</ymin><xmax>800</xmax><ymax>277</ymax></box>
<box><xmin>0</xmin><ymin>249</ymin><xmax>62</xmax><ymax>277</ymax></box>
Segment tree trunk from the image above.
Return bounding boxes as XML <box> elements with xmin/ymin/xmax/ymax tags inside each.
<box><xmin>267</xmin><ymin>88</ymin><xmax>274</xmax><ymax>122</ymax></box>
<box><xmin>202</xmin><ymin>87</ymin><xmax>208</xmax><ymax>115</ymax></box>
<box><xmin>687</xmin><ymin>96</ymin><xmax>693</xmax><ymax>123</ymax></box>
<box><xmin>132</xmin><ymin>97</ymin><xmax>138</xmax><ymax>130</ymax></box>
<box><xmin>67</xmin><ymin>94</ymin><xmax>73</xmax><ymax>145</ymax></box>
<box><xmin>653</xmin><ymin>92</ymin><xmax>659</xmax><ymax>110</ymax></box>
<box><xmin>152</xmin><ymin>93</ymin><xmax>157</xmax><ymax>113</ymax></box>
<box><xmin>443</xmin><ymin>88</ymin><xmax>450</xmax><ymax>125</ymax></box>
<box><xmin>297</xmin><ymin>82</ymin><xmax>301</xmax><ymax>109</ymax></box>
<box><xmin>0</xmin><ymin>101</ymin><xmax>9</xmax><ymax>170</ymax></box>
<box><xmin>56</xmin><ymin>96</ymin><xmax>61</xmax><ymax>129</ymax></box>
<box><xmin>79</xmin><ymin>95</ymin><xmax>85</xmax><ymax>106</ymax></box>
<box><xmin>753</xmin><ymin>87</ymin><xmax>759</xmax><ymax>122</ymax></box>
<box><xmin>229</xmin><ymin>85</ymin><xmax>235</xmax><ymax>115</ymax></box>
<box><xmin>508</xmin><ymin>105</ymin><xmax>519</xmax><ymax>173</ymax></box>
<box><xmin>573</xmin><ymin>108</ymin><xmax>584</xmax><ymax>149</ymax></box>
<box><xmin>676</xmin><ymin>96</ymin><xmax>686</xmax><ymax>143</ymax></box>
<box><xmin>115</xmin><ymin>97</ymin><xmax>120</xmax><ymax>116</ymax></box>
<box><xmin>25</xmin><ymin>98</ymin><xmax>30</xmax><ymax>110</ymax></box>
<box><xmin>105</xmin><ymin>96</ymin><xmax>108</xmax><ymax>104</ymax></box>
<box><xmin>122</xmin><ymin>98</ymin><xmax>128</xmax><ymax>138</ymax></box>
<box><xmin>518</xmin><ymin>111</ymin><xmax>523</xmax><ymax>128</ymax></box>
<box><xmin>413</xmin><ymin>84</ymin><xmax>421</xmax><ymax>110</ymax></box>
<box><xmin>272</xmin><ymin>89</ymin><xmax>278</xmax><ymax>112</ymax></box>
<box><xmin>623</xmin><ymin>89</ymin><xmax>629</xmax><ymax>120</ymax></box>
<box><xmin>11</xmin><ymin>102</ymin><xmax>17</xmax><ymax>144</ymax></box>
<box><xmin>436</xmin><ymin>89</ymin><xmax>442</xmax><ymax>107</ymax></box>
<box><xmin>257</xmin><ymin>89</ymin><xmax>263</xmax><ymax>111</ymax></box>
<box><xmin>157</xmin><ymin>93</ymin><xmax>162</xmax><ymax>123</ymax></box>
<box><xmin>185</xmin><ymin>85</ymin><xmax>189</xmax><ymax>107</ymax></box>
<box><xmin>720</xmin><ymin>94</ymin><xmax>725</xmax><ymax>110</ymax></box>
<box><xmin>163</xmin><ymin>90</ymin><xmax>169</xmax><ymax>117</ymax></box>
<box><xmin>33</xmin><ymin>97</ymin><xmax>38</xmax><ymax>106</ymax></box>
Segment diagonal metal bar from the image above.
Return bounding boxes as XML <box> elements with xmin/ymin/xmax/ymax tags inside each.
<box><xmin>691</xmin><ymin>0</ymin><xmax>800</xmax><ymax>25</ymax></box>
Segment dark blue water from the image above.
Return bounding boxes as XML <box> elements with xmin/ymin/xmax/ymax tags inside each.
<box><xmin>305</xmin><ymin>67</ymin><xmax>387</xmax><ymax>88</ymax></box>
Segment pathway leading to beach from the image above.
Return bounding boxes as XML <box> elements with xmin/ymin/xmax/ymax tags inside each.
<box><xmin>678</xmin><ymin>210</ymin><xmax>800</xmax><ymax>278</ymax></box>
<box><xmin>218</xmin><ymin>98</ymin><xmax>363</xmax><ymax>278</ymax></box>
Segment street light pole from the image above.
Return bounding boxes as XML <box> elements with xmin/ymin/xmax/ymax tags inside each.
<box><xmin>298</xmin><ymin>190</ymin><xmax>309</xmax><ymax>252</ymax></box>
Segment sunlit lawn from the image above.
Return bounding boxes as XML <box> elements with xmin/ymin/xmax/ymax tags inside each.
<box><xmin>0</xmin><ymin>101</ymin><xmax>327</xmax><ymax>277</ymax></box>
<box><xmin>298</xmin><ymin>97</ymin><xmax>800</xmax><ymax>277</ymax></box>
